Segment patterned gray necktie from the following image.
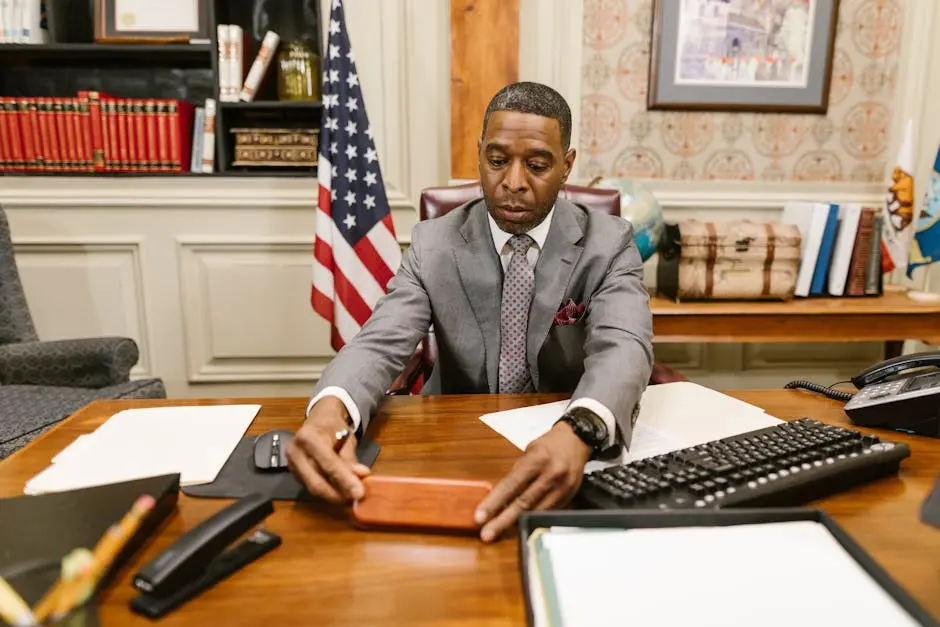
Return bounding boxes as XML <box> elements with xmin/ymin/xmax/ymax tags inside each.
<box><xmin>498</xmin><ymin>234</ymin><xmax>536</xmax><ymax>393</ymax></box>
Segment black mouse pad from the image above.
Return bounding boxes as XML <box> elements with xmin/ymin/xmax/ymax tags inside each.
<box><xmin>181</xmin><ymin>437</ymin><xmax>380</xmax><ymax>501</ymax></box>
<box><xmin>921</xmin><ymin>472</ymin><xmax>940</xmax><ymax>529</ymax></box>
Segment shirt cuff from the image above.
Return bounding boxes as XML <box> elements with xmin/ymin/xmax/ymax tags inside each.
<box><xmin>567</xmin><ymin>397</ymin><xmax>617</xmax><ymax>449</ymax></box>
<box><xmin>307</xmin><ymin>386</ymin><xmax>362</xmax><ymax>432</ymax></box>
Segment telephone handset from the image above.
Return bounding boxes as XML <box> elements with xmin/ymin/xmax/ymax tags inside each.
<box><xmin>850</xmin><ymin>350</ymin><xmax>940</xmax><ymax>389</ymax></box>
<box><xmin>785</xmin><ymin>350</ymin><xmax>940</xmax><ymax>438</ymax></box>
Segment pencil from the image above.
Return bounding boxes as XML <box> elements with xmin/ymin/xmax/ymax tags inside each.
<box><xmin>31</xmin><ymin>548</ymin><xmax>92</xmax><ymax>623</ymax></box>
<box><xmin>50</xmin><ymin>493</ymin><xmax>156</xmax><ymax>621</ymax></box>
<box><xmin>0</xmin><ymin>575</ymin><xmax>35</xmax><ymax>627</ymax></box>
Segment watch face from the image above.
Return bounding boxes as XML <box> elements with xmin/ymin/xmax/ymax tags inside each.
<box><xmin>567</xmin><ymin>409</ymin><xmax>607</xmax><ymax>447</ymax></box>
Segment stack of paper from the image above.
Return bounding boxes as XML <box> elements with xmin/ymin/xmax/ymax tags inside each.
<box><xmin>478</xmin><ymin>382</ymin><xmax>782</xmax><ymax>470</ymax></box>
<box><xmin>526</xmin><ymin>521</ymin><xmax>921</xmax><ymax>626</ymax></box>
<box><xmin>24</xmin><ymin>405</ymin><xmax>261</xmax><ymax>495</ymax></box>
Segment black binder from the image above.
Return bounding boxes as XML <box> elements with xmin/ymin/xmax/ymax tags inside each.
<box><xmin>518</xmin><ymin>508</ymin><xmax>938</xmax><ymax>627</ymax></box>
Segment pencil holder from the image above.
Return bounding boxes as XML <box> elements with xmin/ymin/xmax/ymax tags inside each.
<box><xmin>0</xmin><ymin>558</ymin><xmax>99</xmax><ymax>626</ymax></box>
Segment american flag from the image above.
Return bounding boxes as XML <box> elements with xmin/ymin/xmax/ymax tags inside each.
<box><xmin>311</xmin><ymin>0</ymin><xmax>401</xmax><ymax>352</ymax></box>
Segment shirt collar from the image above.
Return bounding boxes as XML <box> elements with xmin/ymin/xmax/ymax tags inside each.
<box><xmin>487</xmin><ymin>205</ymin><xmax>555</xmax><ymax>255</ymax></box>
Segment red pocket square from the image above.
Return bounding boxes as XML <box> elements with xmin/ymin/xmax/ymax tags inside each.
<box><xmin>554</xmin><ymin>299</ymin><xmax>585</xmax><ymax>326</ymax></box>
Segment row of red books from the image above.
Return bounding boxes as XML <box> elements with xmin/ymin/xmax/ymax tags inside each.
<box><xmin>0</xmin><ymin>92</ymin><xmax>196</xmax><ymax>173</ymax></box>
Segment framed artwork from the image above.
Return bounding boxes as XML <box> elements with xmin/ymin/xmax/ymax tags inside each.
<box><xmin>94</xmin><ymin>0</ymin><xmax>211</xmax><ymax>43</ymax></box>
<box><xmin>648</xmin><ymin>0</ymin><xmax>841</xmax><ymax>113</ymax></box>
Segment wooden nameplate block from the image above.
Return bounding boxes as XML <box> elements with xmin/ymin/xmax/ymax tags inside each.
<box><xmin>351</xmin><ymin>475</ymin><xmax>492</xmax><ymax>533</ymax></box>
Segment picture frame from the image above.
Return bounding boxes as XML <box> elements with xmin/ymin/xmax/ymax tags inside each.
<box><xmin>94</xmin><ymin>0</ymin><xmax>212</xmax><ymax>44</ymax></box>
<box><xmin>647</xmin><ymin>0</ymin><xmax>841</xmax><ymax>113</ymax></box>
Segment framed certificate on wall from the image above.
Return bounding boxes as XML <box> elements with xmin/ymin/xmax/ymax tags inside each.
<box><xmin>94</xmin><ymin>0</ymin><xmax>211</xmax><ymax>43</ymax></box>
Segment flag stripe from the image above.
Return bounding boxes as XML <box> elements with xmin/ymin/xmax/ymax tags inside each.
<box><xmin>312</xmin><ymin>257</ymin><xmax>334</xmax><ymax>299</ymax></box>
<box><xmin>310</xmin><ymin>0</ymin><xmax>402</xmax><ymax>351</ymax></box>
<box><xmin>333</xmin><ymin>294</ymin><xmax>362</xmax><ymax>347</ymax></box>
<box><xmin>311</xmin><ymin>287</ymin><xmax>334</xmax><ymax>322</ymax></box>
<box><xmin>333</xmin><ymin>260</ymin><xmax>376</xmax><ymax>326</ymax></box>
<box><xmin>353</xmin><ymin>233</ymin><xmax>394</xmax><ymax>289</ymax></box>
<box><xmin>330</xmin><ymin>223</ymin><xmax>386</xmax><ymax>307</ymax></box>
<box><xmin>368</xmin><ymin>216</ymin><xmax>403</xmax><ymax>279</ymax></box>
<box><xmin>313</xmin><ymin>236</ymin><xmax>334</xmax><ymax>272</ymax></box>
<box><xmin>318</xmin><ymin>155</ymin><xmax>333</xmax><ymax>192</ymax></box>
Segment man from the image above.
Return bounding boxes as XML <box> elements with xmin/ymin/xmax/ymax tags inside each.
<box><xmin>288</xmin><ymin>81</ymin><xmax>653</xmax><ymax>542</ymax></box>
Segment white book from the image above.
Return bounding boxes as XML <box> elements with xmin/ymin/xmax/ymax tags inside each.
<box><xmin>827</xmin><ymin>203</ymin><xmax>862</xmax><ymax>296</ymax></box>
<box><xmin>8</xmin><ymin>0</ymin><xmax>20</xmax><ymax>42</ymax></box>
<box><xmin>217</xmin><ymin>25</ymin><xmax>236</xmax><ymax>101</ymax></box>
<box><xmin>201</xmin><ymin>98</ymin><xmax>216</xmax><ymax>173</ymax></box>
<box><xmin>1</xmin><ymin>0</ymin><xmax>10</xmax><ymax>43</ymax></box>
<box><xmin>21</xmin><ymin>0</ymin><xmax>43</xmax><ymax>43</ymax></box>
<box><xmin>780</xmin><ymin>201</ymin><xmax>830</xmax><ymax>297</ymax></box>
<box><xmin>189</xmin><ymin>106</ymin><xmax>205</xmax><ymax>172</ymax></box>
<box><xmin>240</xmin><ymin>30</ymin><xmax>280</xmax><ymax>102</ymax></box>
<box><xmin>229</xmin><ymin>25</ymin><xmax>244</xmax><ymax>95</ymax></box>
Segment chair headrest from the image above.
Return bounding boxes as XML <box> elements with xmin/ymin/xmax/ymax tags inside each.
<box><xmin>418</xmin><ymin>182</ymin><xmax>621</xmax><ymax>221</ymax></box>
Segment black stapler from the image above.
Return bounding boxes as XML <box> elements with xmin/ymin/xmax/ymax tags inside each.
<box><xmin>130</xmin><ymin>492</ymin><xmax>281</xmax><ymax>618</ymax></box>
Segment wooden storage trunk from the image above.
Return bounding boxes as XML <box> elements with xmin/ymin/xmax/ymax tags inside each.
<box><xmin>657</xmin><ymin>220</ymin><xmax>802</xmax><ymax>301</ymax></box>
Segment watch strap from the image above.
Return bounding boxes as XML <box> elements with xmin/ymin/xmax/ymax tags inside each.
<box><xmin>558</xmin><ymin>407</ymin><xmax>609</xmax><ymax>453</ymax></box>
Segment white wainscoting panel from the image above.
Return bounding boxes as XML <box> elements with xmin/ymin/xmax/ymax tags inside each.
<box><xmin>177</xmin><ymin>238</ymin><xmax>334</xmax><ymax>382</ymax></box>
<box><xmin>14</xmin><ymin>239</ymin><xmax>151</xmax><ymax>378</ymax></box>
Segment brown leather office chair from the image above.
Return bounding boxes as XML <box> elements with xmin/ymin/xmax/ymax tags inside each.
<box><xmin>386</xmin><ymin>181</ymin><xmax>686</xmax><ymax>395</ymax></box>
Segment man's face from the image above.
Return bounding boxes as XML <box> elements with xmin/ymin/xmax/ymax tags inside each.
<box><xmin>477</xmin><ymin>110</ymin><xmax>576</xmax><ymax>234</ymax></box>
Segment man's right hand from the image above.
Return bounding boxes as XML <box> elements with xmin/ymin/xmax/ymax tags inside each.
<box><xmin>287</xmin><ymin>396</ymin><xmax>371</xmax><ymax>503</ymax></box>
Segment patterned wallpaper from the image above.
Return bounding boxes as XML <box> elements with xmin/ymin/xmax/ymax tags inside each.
<box><xmin>578</xmin><ymin>0</ymin><xmax>904</xmax><ymax>183</ymax></box>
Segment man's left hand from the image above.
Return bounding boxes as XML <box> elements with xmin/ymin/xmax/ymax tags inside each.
<box><xmin>474</xmin><ymin>421</ymin><xmax>592</xmax><ymax>542</ymax></box>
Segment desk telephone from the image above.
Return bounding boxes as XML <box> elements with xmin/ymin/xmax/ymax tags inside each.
<box><xmin>786</xmin><ymin>350</ymin><xmax>940</xmax><ymax>438</ymax></box>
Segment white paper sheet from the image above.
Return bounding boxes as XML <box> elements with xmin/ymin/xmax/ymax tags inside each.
<box><xmin>478</xmin><ymin>382</ymin><xmax>782</xmax><ymax>469</ymax></box>
<box><xmin>533</xmin><ymin>521</ymin><xmax>920</xmax><ymax>627</ymax></box>
<box><xmin>24</xmin><ymin>404</ymin><xmax>261</xmax><ymax>494</ymax></box>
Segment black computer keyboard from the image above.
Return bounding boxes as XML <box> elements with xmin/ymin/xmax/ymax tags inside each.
<box><xmin>576</xmin><ymin>418</ymin><xmax>911</xmax><ymax>510</ymax></box>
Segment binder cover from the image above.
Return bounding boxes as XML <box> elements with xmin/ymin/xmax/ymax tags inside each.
<box><xmin>518</xmin><ymin>508</ymin><xmax>938</xmax><ymax>627</ymax></box>
<box><xmin>0</xmin><ymin>473</ymin><xmax>180</xmax><ymax>622</ymax></box>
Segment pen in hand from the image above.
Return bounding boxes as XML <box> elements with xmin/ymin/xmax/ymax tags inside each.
<box><xmin>331</xmin><ymin>426</ymin><xmax>371</xmax><ymax>501</ymax></box>
<box><xmin>333</xmin><ymin>428</ymin><xmax>351</xmax><ymax>454</ymax></box>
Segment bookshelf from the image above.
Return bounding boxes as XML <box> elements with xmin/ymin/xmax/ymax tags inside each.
<box><xmin>0</xmin><ymin>0</ymin><xmax>323</xmax><ymax>178</ymax></box>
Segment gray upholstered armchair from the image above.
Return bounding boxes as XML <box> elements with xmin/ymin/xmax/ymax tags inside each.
<box><xmin>0</xmin><ymin>208</ymin><xmax>166</xmax><ymax>459</ymax></box>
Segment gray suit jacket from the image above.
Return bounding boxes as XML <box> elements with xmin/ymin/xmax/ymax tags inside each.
<box><xmin>313</xmin><ymin>197</ymin><xmax>654</xmax><ymax>447</ymax></box>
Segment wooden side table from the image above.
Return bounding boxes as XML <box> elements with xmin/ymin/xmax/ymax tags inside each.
<box><xmin>649</xmin><ymin>288</ymin><xmax>940</xmax><ymax>358</ymax></box>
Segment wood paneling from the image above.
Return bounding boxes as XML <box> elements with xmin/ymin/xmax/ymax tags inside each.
<box><xmin>450</xmin><ymin>0</ymin><xmax>519</xmax><ymax>180</ymax></box>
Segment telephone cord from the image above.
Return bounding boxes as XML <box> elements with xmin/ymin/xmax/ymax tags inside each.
<box><xmin>783</xmin><ymin>379</ymin><xmax>856</xmax><ymax>402</ymax></box>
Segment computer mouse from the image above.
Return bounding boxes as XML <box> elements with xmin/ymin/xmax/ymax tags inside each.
<box><xmin>253</xmin><ymin>429</ymin><xmax>294</xmax><ymax>471</ymax></box>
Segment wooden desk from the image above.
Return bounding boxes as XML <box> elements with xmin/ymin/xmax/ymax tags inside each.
<box><xmin>2</xmin><ymin>392</ymin><xmax>939</xmax><ymax>626</ymax></box>
<box><xmin>650</xmin><ymin>289</ymin><xmax>940</xmax><ymax>345</ymax></box>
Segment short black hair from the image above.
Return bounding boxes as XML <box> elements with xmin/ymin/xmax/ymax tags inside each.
<box><xmin>481</xmin><ymin>82</ymin><xmax>572</xmax><ymax>150</ymax></box>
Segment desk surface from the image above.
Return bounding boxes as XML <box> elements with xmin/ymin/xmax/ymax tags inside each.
<box><xmin>2</xmin><ymin>391</ymin><xmax>939</xmax><ymax>626</ymax></box>
<box><xmin>649</xmin><ymin>289</ymin><xmax>940</xmax><ymax>343</ymax></box>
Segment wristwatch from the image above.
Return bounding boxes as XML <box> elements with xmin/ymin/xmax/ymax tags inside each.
<box><xmin>556</xmin><ymin>407</ymin><xmax>609</xmax><ymax>455</ymax></box>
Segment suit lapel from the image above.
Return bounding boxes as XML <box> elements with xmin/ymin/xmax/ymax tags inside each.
<box><xmin>454</xmin><ymin>202</ymin><xmax>503</xmax><ymax>392</ymax></box>
<box><xmin>527</xmin><ymin>200</ymin><xmax>585</xmax><ymax>389</ymax></box>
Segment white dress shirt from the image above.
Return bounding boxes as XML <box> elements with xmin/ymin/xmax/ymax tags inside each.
<box><xmin>308</xmin><ymin>206</ymin><xmax>619</xmax><ymax>449</ymax></box>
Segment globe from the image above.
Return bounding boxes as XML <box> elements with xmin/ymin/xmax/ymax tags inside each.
<box><xmin>589</xmin><ymin>177</ymin><xmax>665</xmax><ymax>262</ymax></box>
